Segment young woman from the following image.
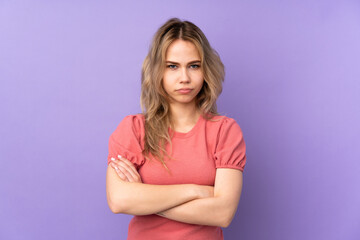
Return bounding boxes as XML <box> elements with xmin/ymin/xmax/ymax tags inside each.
<box><xmin>106</xmin><ymin>18</ymin><xmax>247</xmax><ymax>240</ymax></box>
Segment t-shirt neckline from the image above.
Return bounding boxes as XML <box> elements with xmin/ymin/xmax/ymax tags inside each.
<box><xmin>168</xmin><ymin>114</ymin><xmax>204</xmax><ymax>139</ymax></box>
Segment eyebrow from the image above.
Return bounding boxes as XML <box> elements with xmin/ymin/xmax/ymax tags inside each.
<box><xmin>166</xmin><ymin>60</ymin><xmax>201</xmax><ymax>64</ymax></box>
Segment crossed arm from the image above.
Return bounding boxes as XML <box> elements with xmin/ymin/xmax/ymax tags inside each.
<box><xmin>154</xmin><ymin>167</ymin><xmax>243</xmax><ymax>228</ymax></box>
<box><xmin>106</xmin><ymin>156</ymin><xmax>243</xmax><ymax>228</ymax></box>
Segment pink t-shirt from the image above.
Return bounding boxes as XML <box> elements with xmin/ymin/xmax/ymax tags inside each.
<box><xmin>107</xmin><ymin>113</ymin><xmax>247</xmax><ymax>240</ymax></box>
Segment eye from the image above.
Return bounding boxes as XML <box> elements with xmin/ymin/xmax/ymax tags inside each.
<box><xmin>190</xmin><ymin>64</ymin><xmax>200</xmax><ymax>69</ymax></box>
<box><xmin>167</xmin><ymin>64</ymin><xmax>177</xmax><ymax>69</ymax></box>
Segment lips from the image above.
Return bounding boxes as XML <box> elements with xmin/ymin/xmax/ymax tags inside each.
<box><xmin>177</xmin><ymin>88</ymin><xmax>193</xmax><ymax>94</ymax></box>
<box><xmin>176</xmin><ymin>88</ymin><xmax>193</xmax><ymax>91</ymax></box>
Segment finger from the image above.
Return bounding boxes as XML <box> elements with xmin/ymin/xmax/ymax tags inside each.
<box><xmin>112</xmin><ymin>156</ymin><xmax>133</xmax><ymax>170</ymax></box>
<box><xmin>110</xmin><ymin>162</ymin><xmax>127</xmax><ymax>181</ymax></box>
<box><xmin>115</xmin><ymin>162</ymin><xmax>134</xmax><ymax>182</ymax></box>
<box><xmin>113</xmin><ymin>156</ymin><xmax>142</xmax><ymax>182</ymax></box>
<box><xmin>118</xmin><ymin>156</ymin><xmax>137</xmax><ymax>173</ymax></box>
<box><xmin>111</xmin><ymin>157</ymin><xmax>121</xmax><ymax>165</ymax></box>
<box><xmin>110</xmin><ymin>162</ymin><xmax>128</xmax><ymax>181</ymax></box>
<box><xmin>111</xmin><ymin>157</ymin><xmax>134</xmax><ymax>181</ymax></box>
<box><xmin>117</xmin><ymin>156</ymin><xmax>141</xmax><ymax>181</ymax></box>
<box><xmin>116</xmin><ymin>167</ymin><xmax>131</xmax><ymax>182</ymax></box>
<box><xmin>117</xmin><ymin>161</ymin><xmax>138</xmax><ymax>182</ymax></box>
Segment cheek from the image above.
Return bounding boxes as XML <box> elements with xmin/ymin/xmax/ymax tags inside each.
<box><xmin>194</xmin><ymin>74</ymin><xmax>204</xmax><ymax>86</ymax></box>
<box><xmin>163</xmin><ymin>72</ymin><xmax>176</xmax><ymax>84</ymax></box>
<box><xmin>192</xmin><ymin>71</ymin><xmax>204</xmax><ymax>79</ymax></box>
<box><xmin>161</xmin><ymin>78</ymin><xmax>172</xmax><ymax>92</ymax></box>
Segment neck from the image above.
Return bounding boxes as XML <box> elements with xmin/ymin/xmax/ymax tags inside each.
<box><xmin>169</xmin><ymin>103</ymin><xmax>200</xmax><ymax>125</ymax></box>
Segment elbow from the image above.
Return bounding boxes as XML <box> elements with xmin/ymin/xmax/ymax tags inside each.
<box><xmin>220</xmin><ymin>215</ymin><xmax>233</xmax><ymax>228</ymax></box>
<box><xmin>107</xmin><ymin>194</ymin><xmax>127</xmax><ymax>214</ymax></box>
<box><xmin>220</xmin><ymin>207</ymin><xmax>237</xmax><ymax>228</ymax></box>
<box><xmin>221</xmin><ymin>218</ymin><xmax>232</xmax><ymax>228</ymax></box>
<box><xmin>108</xmin><ymin>202</ymin><xmax>121</xmax><ymax>214</ymax></box>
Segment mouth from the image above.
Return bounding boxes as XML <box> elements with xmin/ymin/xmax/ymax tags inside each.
<box><xmin>176</xmin><ymin>88</ymin><xmax>193</xmax><ymax>91</ymax></box>
<box><xmin>176</xmin><ymin>88</ymin><xmax>193</xmax><ymax>94</ymax></box>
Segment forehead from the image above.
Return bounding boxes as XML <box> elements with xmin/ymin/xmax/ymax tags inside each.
<box><xmin>165</xmin><ymin>39</ymin><xmax>200</xmax><ymax>61</ymax></box>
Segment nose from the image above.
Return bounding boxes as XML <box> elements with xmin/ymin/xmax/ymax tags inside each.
<box><xmin>180</xmin><ymin>67</ymin><xmax>190</xmax><ymax>83</ymax></box>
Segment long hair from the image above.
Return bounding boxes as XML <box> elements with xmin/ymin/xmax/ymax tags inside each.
<box><xmin>140</xmin><ymin>17</ymin><xmax>226</xmax><ymax>174</ymax></box>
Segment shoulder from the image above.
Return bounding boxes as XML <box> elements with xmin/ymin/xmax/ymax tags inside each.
<box><xmin>205</xmin><ymin>114</ymin><xmax>245</xmax><ymax>144</ymax></box>
<box><xmin>113</xmin><ymin>113</ymin><xmax>145</xmax><ymax>137</ymax></box>
<box><xmin>108</xmin><ymin>113</ymin><xmax>146</xmax><ymax>166</ymax></box>
<box><xmin>119</xmin><ymin>113</ymin><xmax>145</xmax><ymax>127</ymax></box>
<box><xmin>211</xmin><ymin>114</ymin><xmax>247</xmax><ymax>171</ymax></box>
<box><xmin>205</xmin><ymin>114</ymin><xmax>241</xmax><ymax>131</ymax></box>
<box><xmin>121</xmin><ymin>113</ymin><xmax>144</xmax><ymax>121</ymax></box>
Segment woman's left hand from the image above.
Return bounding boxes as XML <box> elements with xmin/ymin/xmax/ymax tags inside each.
<box><xmin>110</xmin><ymin>155</ymin><xmax>143</xmax><ymax>183</ymax></box>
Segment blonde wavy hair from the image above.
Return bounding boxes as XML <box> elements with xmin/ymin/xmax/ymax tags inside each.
<box><xmin>140</xmin><ymin>17</ymin><xmax>226</xmax><ymax>174</ymax></box>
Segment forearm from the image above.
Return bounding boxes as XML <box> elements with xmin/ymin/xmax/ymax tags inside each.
<box><xmin>107</xmin><ymin>167</ymin><xmax>199</xmax><ymax>215</ymax></box>
<box><xmin>156</xmin><ymin>197</ymin><xmax>230</xmax><ymax>228</ymax></box>
<box><xmin>121</xmin><ymin>182</ymin><xmax>199</xmax><ymax>215</ymax></box>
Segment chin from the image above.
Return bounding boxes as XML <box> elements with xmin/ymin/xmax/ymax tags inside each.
<box><xmin>176</xmin><ymin>98</ymin><xmax>197</xmax><ymax>104</ymax></box>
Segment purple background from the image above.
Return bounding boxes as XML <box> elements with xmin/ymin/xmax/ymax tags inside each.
<box><xmin>1</xmin><ymin>0</ymin><xmax>359</xmax><ymax>239</ymax></box>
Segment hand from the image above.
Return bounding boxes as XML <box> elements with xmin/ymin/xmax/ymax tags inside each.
<box><xmin>110</xmin><ymin>155</ymin><xmax>143</xmax><ymax>183</ymax></box>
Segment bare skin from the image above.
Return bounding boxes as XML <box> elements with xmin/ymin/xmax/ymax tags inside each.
<box><xmin>109</xmin><ymin>155</ymin><xmax>214</xmax><ymax>217</ymax></box>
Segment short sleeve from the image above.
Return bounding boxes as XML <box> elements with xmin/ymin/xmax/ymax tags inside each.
<box><xmin>214</xmin><ymin>117</ymin><xmax>247</xmax><ymax>172</ymax></box>
<box><xmin>107</xmin><ymin>114</ymin><xmax>145</xmax><ymax>169</ymax></box>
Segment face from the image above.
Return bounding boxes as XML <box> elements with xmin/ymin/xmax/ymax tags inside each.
<box><xmin>162</xmin><ymin>39</ymin><xmax>204</xmax><ymax>108</ymax></box>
